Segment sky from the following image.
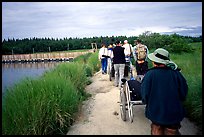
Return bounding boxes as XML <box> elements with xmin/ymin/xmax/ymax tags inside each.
<box><xmin>2</xmin><ymin>2</ymin><xmax>202</xmax><ymax>40</ymax></box>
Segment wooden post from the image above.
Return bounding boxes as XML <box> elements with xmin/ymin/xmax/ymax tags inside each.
<box><xmin>91</xmin><ymin>43</ymin><xmax>97</xmax><ymax>52</ymax></box>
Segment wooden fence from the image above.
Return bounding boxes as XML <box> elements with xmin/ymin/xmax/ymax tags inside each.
<box><xmin>2</xmin><ymin>51</ymin><xmax>93</xmax><ymax>63</ymax></box>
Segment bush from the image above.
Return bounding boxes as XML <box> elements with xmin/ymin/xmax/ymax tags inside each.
<box><xmin>164</xmin><ymin>38</ymin><xmax>195</xmax><ymax>53</ymax></box>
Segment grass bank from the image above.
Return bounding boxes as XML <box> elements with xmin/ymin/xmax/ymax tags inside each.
<box><xmin>171</xmin><ymin>42</ymin><xmax>202</xmax><ymax>133</ymax></box>
<box><xmin>2</xmin><ymin>52</ymin><xmax>100</xmax><ymax>135</ymax></box>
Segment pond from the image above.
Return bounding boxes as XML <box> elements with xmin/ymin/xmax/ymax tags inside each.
<box><xmin>2</xmin><ymin>61</ymin><xmax>68</xmax><ymax>94</ymax></box>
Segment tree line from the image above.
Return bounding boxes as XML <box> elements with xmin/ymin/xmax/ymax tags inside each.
<box><xmin>2</xmin><ymin>32</ymin><xmax>202</xmax><ymax>55</ymax></box>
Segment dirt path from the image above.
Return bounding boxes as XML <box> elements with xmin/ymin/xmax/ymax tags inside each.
<box><xmin>67</xmin><ymin>69</ymin><xmax>199</xmax><ymax>135</ymax></box>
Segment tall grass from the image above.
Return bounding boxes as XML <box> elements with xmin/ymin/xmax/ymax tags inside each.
<box><xmin>2</xmin><ymin>52</ymin><xmax>100</xmax><ymax>135</ymax></box>
<box><xmin>73</xmin><ymin>52</ymin><xmax>92</xmax><ymax>64</ymax></box>
<box><xmin>74</xmin><ymin>51</ymin><xmax>100</xmax><ymax>77</ymax></box>
<box><xmin>170</xmin><ymin>43</ymin><xmax>202</xmax><ymax>131</ymax></box>
<box><xmin>48</xmin><ymin>62</ymin><xmax>90</xmax><ymax>99</ymax></box>
<box><xmin>86</xmin><ymin>52</ymin><xmax>101</xmax><ymax>74</ymax></box>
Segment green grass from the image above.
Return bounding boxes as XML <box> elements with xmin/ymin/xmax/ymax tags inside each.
<box><xmin>73</xmin><ymin>52</ymin><xmax>92</xmax><ymax>64</ymax></box>
<box><xmin>74</xmin><ymin>52</ymin><xmax>100</xmax><ymax>77</ymax></box>
<box><xmin>170</xmin><ymin>43</ymin><xmax>202</xmax><ymax>131</ymax></box>
<box><xmin>2</xmin><ymin>52</ymin><xmax>100</xmax><ymax>135</ymax></box>
<box><xmin>87</xmin><ymin>52</ymin><xmax>101</xmax><ymax>73</ymax></box>
<box><xmin>3</xmin><ymin>45</ymin><xmax>202</xmax><ymax>134</ymax></box>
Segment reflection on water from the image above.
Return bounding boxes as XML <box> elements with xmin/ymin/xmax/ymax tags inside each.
<box><xmin>2</xmin><ymin>61</ymin><xmax>58</xmax><ymax>69</ymax></box>
<box><xmin>2</xmin><ymin>61</ymin><xmax>68</xmax><ymax>94</ymax></box>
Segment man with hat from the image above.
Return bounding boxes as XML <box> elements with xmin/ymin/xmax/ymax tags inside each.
<box><xmin>141</xmin><ymin>48</ymin><xmax>188</xmax><ymax>135</ymax></box>
<box><xmin>123</xmin><ymin>40</ymin><xmax>133</xmax><ymax>77</ymax></box>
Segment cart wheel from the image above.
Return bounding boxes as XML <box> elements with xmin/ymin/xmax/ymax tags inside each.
<box><xmin>129</xmin><ymin>104</ymin><xmax>134</xmax><ymax>123</ymax></box>
<box><xmin>120</xmin><ymin>84</ymin><xmax>127</xmax><ymax>121</ymax></box>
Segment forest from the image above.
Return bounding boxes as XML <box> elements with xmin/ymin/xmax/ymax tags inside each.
<box><xmin>2</xmin><ymin>31</ymin><xmax>202</xmax><ymax>55</ymax></box>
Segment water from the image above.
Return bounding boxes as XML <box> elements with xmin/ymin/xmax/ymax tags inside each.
<box><xmin>2</xmin><ymin>61</ymin><xmax>67</xmax><ymax>94</ymax></box>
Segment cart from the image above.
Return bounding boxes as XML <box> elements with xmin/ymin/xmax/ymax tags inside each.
<box><xmin>119</xmin><ymin>71</ymin><xmax>145</xmax><ymax>123</ymax></box>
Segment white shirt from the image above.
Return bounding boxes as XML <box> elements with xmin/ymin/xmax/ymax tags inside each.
<box><xmin>98</xmin><ymin>47</ymin><xmax>108</xmax><ymax>59</ymax></box>
<box><xmin>122</xmin><ymin>43</ymin><xmax>133</xmax><ymax>56</ymax></box>
<box><xmin>108</xmin><ymin>49</ymin><xmax>114</xmax><ymax>59</ymax></box>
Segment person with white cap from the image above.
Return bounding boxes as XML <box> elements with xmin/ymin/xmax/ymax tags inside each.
<box><xmin>122</xmin><ymin>40</ymin><xmax>133</xmax><ymax>77</ymax></box>
<box><xmin>123</xmin><ymin>40</ymin><xmax>133</xmax><ymax>59</ymax></box>
<box><xmin>141</xmin><ymin>48</ymin><xmax>188</xmax><ymax>135</ymax></box>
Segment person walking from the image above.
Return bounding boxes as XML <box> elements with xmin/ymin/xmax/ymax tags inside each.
<box><xmin>112</xmin><ymin>40</ymin><xmax>126</xmax><ymax>88</ymax></box>
<box><xmin>107</xmin><ymin>43</ymin><xmax>114</xmax><ymax>75</ymax></box>
<box><xmin>141</xmin><ymin>48</ymin><xmax>188</xmax><ymax>135</ymax></box>
<box><xmin>98</xmin><ymin>43</ymin><xmax>108</xmax><ymax>74</ymax></box>
<box><xmin>122</xmin><ymin>40</ymin><xmax>133</xmax><ymax>62</ymax></box>
<box><xmin>122</xmin><ymin>40</ymin><xmax>133</xmax><ymax>77</ymax></box>
<box><xmin>133</xmin><ymin>39</ymin><xmax>149</xmax><ymax>76</ymax></box>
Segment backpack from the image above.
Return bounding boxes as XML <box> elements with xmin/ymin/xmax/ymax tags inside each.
<box><xmin>137</xmin><ymin>44</ymin><xmax>147</xmax><ymax>61</ymax></box>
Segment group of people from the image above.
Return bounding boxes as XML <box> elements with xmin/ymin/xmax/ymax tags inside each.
<box><xmin>98</xmin><ymin>39</ymin><xmax>188</xmax><ymax>135</ymax></box>
<box><xmin>99</xmin><ymin>39</ymin><xmax>149</xmax><ymax>86</ymax></box>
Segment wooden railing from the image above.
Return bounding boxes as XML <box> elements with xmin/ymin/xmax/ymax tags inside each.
<box><xmin>2</xmin><ymin>51</ymin><xmax>93</xmax><ymax>63</ymax></box>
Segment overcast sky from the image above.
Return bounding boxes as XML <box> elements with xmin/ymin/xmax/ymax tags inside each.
<box><xmin>2</xmin><ymin>2</ymin><xmax>202</xmax><ymax>40</ymax></box>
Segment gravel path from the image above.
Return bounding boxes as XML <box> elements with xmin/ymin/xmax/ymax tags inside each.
<box><xmin>67</xmin><ymin>70</ymin><xmax>200</xmax><ymax>135</ymax></box>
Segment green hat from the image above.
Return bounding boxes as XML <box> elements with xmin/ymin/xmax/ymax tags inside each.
<box><xmin>148</xmin><ymin>48</ymin><xmax>178</xmax><ymax>69</ymax></box>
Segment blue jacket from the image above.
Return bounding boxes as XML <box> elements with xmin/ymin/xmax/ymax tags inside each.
<box><xmin>141</xmin><ymin>67</ymin><xmax>188</xmax><ymax>125</ymax></box>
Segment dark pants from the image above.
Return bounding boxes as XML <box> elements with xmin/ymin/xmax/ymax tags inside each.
<box><xmin>124</xmin><ymin>62</ymin><xmax>130</xmax><ymax>77</ymax></box>
<box><xmin>135</xmin><ymin>60</ymin><xmax>148</xmax><ymax>75</ymax></box>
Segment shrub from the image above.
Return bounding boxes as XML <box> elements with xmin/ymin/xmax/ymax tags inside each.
<box><xmin>164</xmin><ymin>38</ymin><xmax>195</xmax><ymax>53</ymax></box>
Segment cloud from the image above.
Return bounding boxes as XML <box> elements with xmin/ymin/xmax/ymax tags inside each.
<box><xmin>161</xmin><ymin>26</ymin><xmax>202</xmax><ymax>37</ymax></box>
<box><xmin>2</xmin><ymin>2</ymin><xmax>202</xmax><ymax>40</ymax></box>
